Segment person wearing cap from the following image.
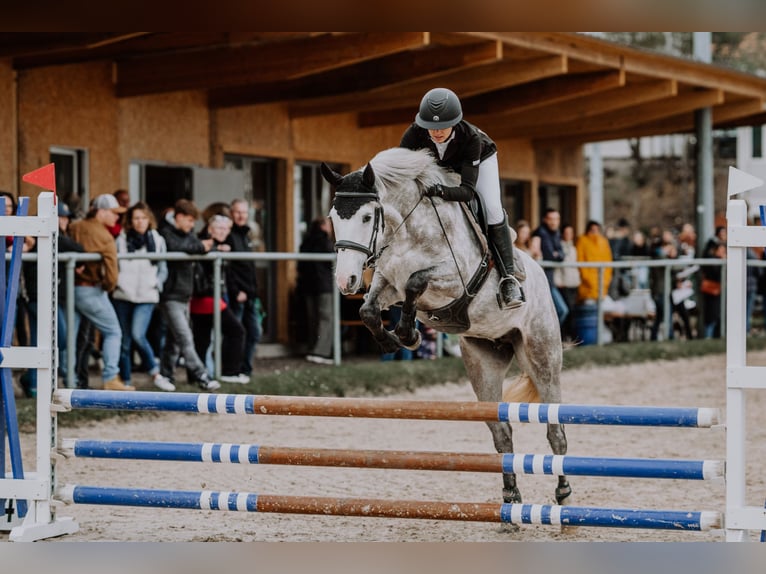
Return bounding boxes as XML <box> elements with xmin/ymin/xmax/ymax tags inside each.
<box><xmin>20</xmin><ymin>200</ymin><xmax>85</xmax><ymax>393</ymax></box>
<box><xmin>399</xmin><ymin>87</ymin><xmax>523</xmax><ymax>310</ymax></box>
<box><xmin>68</xmin><ymin>194</ymin><xmax>131</xmax><ymax>391</ymax></box>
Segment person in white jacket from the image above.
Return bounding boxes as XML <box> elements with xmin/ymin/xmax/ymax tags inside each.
<box><xmin>111</xmin><ymin>202</ymin><xmax>172</xmax><ymax>390</ymax></box>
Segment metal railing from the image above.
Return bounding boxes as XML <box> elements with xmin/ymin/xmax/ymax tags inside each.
<box><xmin>19</xmin><ymin>251</ymin><xmax>755</xmax><ymax>384</ymax></box>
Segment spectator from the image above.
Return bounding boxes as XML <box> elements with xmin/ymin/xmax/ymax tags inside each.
<box><xmin>700</xmin><ymin>227</ymin><xmax>726</xmax><ymax>339</ymax></box>
<box><xmin>190</xmin><ymin>213</ymin><xmax>247</xmax><ymax>384</ymax></box>
<box><xmin>608</xmin><ymin>217</ymin><xmax>633</xmax><ymax>299</ymax></box>
<box><xmin>677</xmin><ymin>222</ymin><xmax>697</xmax><ymax>259</ymax></box>
<box><xmin>19</xmin><ymin>201</ymin><xmax>84</xmax><ymax>395</ymax></box>
<box><xmin>608</xmin><ymin>218</ymin><xmax>632</xmax><ymax>259</ymax></box>
<box><xmin>575</xmin><ymin>220</ymin><xmax>613</xmax><ymax>303</ymax></box>
<box><xmin>68</xmin><ymin>194</ymin><xmax>130</xmax><ymax>391</ymax></box>
<box><xmin>630</xmin><ymin>229</ymin><xmax>651</xmax><ymax>289</ymax></box>
<box><xmin>54</xmin><ymin>202</ymin><xmax>85</xmax><ymax>386</ymax></box>
<box><xmin>112</xmin><ymin>202</ymin><xmax>171</xmax><ymax>391</ymax></box>
<box><xmin>742</xmin><ymin>248</ymin><xmax>759</xmax><ymax>335</ymax></box>
<box><xmin>514</xmin><ymin>219</ymin><xmax>541</xmax><ymax>261</ymax></box>
<box><xmin>649</xmin><ymin>230</ymin><xmax>679</xmax><ymax>341</ymax></box>
<box><xmin>1</xmin><ymin>191</ymin><xmax>33</xmax><ymax>355</ymax></box>
<box><xmin>225</xmin><ymin>198</ymin><xmax>262</xmax><ymax>376</ymax></box>
<box><xmin>554</xmin><ymin>223</ymin><xmax>580</xmax><ymax>340</ymax></box>
<box><xmin>106</xmin><ymin>189</ymin><xmax>129</xmax><ymax>237</ymax></box>
<box><xmin>157</xmin><ymin>199</ymin><xmax>221</xmax><ymax>391</ymax></box>
<box><xmin>297</xmin><ymin>217</ymin><xmax>336</xmax><ymax>365</ymax></box>
<box><xmin>532</xmin><ymin>208</ymin><xmax>569</xmax><ymax>327</ymax></box>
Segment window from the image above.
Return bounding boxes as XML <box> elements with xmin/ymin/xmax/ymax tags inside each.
<box><xmin>753</xmin><ymin>125</ymin><xmax>763</xmax><ymax>159</ymax></box>
<box><xmin>294</xmin><ymin>161</ymin><xmax>342</xmax><ymax>249</ymax></box>
<box><xmin>50</xmin><ymin>146</ymin><xmax>88</xmax><ymax>216</ymax></box>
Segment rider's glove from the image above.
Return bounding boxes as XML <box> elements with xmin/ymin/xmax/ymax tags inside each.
<box><xmin>424</xmin><ymin>184</ymin><xmax>444</xmax><ymax>198</ymax></box>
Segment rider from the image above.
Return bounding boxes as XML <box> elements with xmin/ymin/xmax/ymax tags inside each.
<box><xmin>399</xmin><ymin>87</ymin><xmax>524</xmax><ymax>309</ymax></box>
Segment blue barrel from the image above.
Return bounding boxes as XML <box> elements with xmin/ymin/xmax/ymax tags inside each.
<box><xmin>574</xmin><ymin>304</ymin><xmax>598</xmax><ymax>345</ymax></box>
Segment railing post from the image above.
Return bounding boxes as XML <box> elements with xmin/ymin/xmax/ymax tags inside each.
<box><xmin>212</xmin><ymin>254</ymin><xmax>222</xmax><ymax>380</ymax></box>
<box><xmin>66</xmin><ymin>258</ymin><xmax>76</xmax><ymax>390</ymax></box>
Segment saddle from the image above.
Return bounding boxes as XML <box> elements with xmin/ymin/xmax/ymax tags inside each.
<box><xmin>421</xmin><ymin>200</ymin><xmax>526</xmax><ymax>334</ymax></box>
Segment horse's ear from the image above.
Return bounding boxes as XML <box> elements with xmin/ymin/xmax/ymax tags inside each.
<box><xmin>362</xmin><ymin>163</ymin><xmax>375</xmax><ymax>188</ymax></box>
<box><xmin>321</xmin><ymin>163</ymin><xmax>344</xmax><ymax>186</ymax></box>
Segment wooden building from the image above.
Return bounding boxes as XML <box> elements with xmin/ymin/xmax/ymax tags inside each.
<box><xmin>2</xmin><ymin>32</ymin><xmax>766</xmax><ymax>349</ymax></box>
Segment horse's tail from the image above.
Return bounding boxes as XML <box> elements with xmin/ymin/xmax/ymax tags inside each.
<box><xmin>502</xmin><ymin>373</ymin><xmax>540</xmax><ymax>404</ymax></box>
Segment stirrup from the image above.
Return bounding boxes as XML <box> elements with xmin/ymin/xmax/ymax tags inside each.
<box><xmin>497</xmin><ymin>275</ymin><xmax>524</xmax><ymax>310</ymax></box>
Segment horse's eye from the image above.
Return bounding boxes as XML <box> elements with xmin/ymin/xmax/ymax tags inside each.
<box><xmin>362</xmin><ymin>214</ymin><xmax>372</xmax><ymax>223</ymax></box>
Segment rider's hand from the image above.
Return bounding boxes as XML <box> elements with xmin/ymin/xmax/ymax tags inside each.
<box><xmin>424</xmin><ymin>184</ymin><xmax>444</xmax><ymax>198</ymax></box>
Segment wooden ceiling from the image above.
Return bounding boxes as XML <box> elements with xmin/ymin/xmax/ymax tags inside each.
<box><xmin>3</xmin><ymin>32</ymin><xmax>766</xmax><ymax>144</ymax></box>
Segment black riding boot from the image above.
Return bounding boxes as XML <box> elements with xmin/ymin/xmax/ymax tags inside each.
<box><xmin>487</xmin><ymin>215</ymin><xmax>524</xmax><ymax>310</ymax></box>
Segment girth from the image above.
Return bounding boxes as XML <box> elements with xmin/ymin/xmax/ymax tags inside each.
<box><xmin>422</xmin><ymin>251</ymin><xmax>493</xmax><ymax>334</ymax></box>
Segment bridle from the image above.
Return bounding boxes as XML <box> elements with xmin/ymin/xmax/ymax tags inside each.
<box><xmin>333</xmin><ymin>191</ymin><xmax>385</xmax><ymax>267</ymax></box>
<box><xmin>333</xmin><ymin>189</ymin><xmax>422</xmax><ymax>270</ymax></box>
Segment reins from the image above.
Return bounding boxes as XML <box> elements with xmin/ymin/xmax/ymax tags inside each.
<box><xmin>426</xmin><ymin>195</ymin><xmax>470</xmax><ymax>293</ymax></box>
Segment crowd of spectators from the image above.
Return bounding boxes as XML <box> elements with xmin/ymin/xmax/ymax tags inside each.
<box><xmin>515</xmin><ymin>213</ymin><xmax>746</xmax><ymax>344</ymax></box>
<box><xmin>9</xmin><ymin>190</ymin><xmax>265</xmax><ymax>398</ymax></box>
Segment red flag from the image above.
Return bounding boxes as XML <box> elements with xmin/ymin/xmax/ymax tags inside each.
<box><xmin>22</xmin><ymin>163</ymin><xmax>56</xmax><ymax>192</ymax></box>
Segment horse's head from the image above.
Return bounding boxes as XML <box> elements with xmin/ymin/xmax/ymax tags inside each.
<box><xmin>322</xmin><ymin>161</ymin><xmax>383</xmax><ymax>294</ymax></box>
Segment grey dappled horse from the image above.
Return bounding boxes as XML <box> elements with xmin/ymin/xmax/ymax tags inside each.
<box><xmin>323</xmin><ymin>147</ymin><xmax>571</xmax><ymax>507</ymax></box>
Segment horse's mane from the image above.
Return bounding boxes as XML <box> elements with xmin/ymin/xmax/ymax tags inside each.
<box><xmin>369</xmin><ymin>148</ymin><xmax>449</xmax><ymax>197</ymax></box>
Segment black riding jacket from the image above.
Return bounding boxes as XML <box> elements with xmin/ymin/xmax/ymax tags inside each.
<box><xmin>400</xmin><ymin>120</ymin><xmax>497</xmax><ymax>202</ymax></box>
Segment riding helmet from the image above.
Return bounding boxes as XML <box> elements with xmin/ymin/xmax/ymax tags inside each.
<box><xmin>415</xmin><ymin>88</ymin><xmax>463</xmax><ymax>130</ymax></box>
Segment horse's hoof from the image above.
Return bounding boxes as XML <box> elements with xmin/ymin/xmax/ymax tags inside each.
<box><xmin>401</xmin><ymin>330</ymin><xmax>421</xmax><ymax>351</ymax></box>
<box><xmin>502</xmin><ymin>487</ymin><xmax>522</xmax><ymax>504</ymax></box>
<box><xmin>555</xmin><ymin>483</ymin><xmax>573</xmax><ymax>505</ymax></box>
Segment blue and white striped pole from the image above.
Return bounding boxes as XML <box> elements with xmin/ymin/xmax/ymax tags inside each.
<box><xmin>54</xmin><ymin>389</ymin><xmax>720</xmax><ymax>428</ymax></box>
<box><xmin>56</xmin><ymin>484</ymin><xmax>722</xmax><ymax>531</ymax></box>
<box><xmin>61</xmin><ymin>439</ymin><xmax>725</xmax><ymax>481</ymax></box>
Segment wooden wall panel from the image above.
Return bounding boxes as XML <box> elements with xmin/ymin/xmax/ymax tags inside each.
<box><xmin>17</xmin><ymin>62</ymin><xmax>119</xmax><ymax>206</ymax></box>
<box><xmin>291</xmin><ymin>113</ymin><xmax>404</xmax><ymax>168</ymax></box>
<box><xmin>0</xmin><ymin>60</ymin><xmax>14</xmax><ymax>194</ymax></box>
<box><xmin>495</xmin><ymin>137</ymin><xmax>537</xmax><ymax>179</ymax></box>
<box><xmin>213</xmin><ymin>104</ymin><xmax>292</xmax><ymax>160</ymax></box>
<box><xmin>118</xmin><ymin>91</ymin><xmax>210</xmax><ymax>187</ymax></box>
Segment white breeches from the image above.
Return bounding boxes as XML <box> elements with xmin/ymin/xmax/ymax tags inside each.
<box><xmin>475</xmin><ymin>152</ymin><xmax>504</xmax><ymax>225</ymax></box>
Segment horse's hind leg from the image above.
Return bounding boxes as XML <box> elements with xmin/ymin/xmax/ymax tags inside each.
<box><xmin>511</xmin><ymin>330</ymin><xmax>572</xmax><ymax>505</ymax></box>
<box><xmin>460</xmin><ymin>336</ymin><xmax>521</xmax><ymax>503</ymax></box>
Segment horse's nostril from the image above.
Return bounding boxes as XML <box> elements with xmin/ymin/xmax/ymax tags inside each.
<box><xmin>348</xmin><ymin>275</ymin><xmax>357</xmax><ymax>288</ymax></box>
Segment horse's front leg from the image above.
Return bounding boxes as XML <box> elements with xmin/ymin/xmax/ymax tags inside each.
<box><xmin>394</xmin><ymin>268</ymin><xmax>434</xmax><ymax>350</ymax></box>
<box><xmin>359</xmin><ymin>277</ymin><xmax>401</xmax><ymax>354</ymax></box>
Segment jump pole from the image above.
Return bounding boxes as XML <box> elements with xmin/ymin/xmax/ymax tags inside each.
<box><xmin>53</xmin><ymin>389</ymin><xmax>720</xmax><ymax>428</ymax></box>
<box><xmin>0</xmin><ymin>189</ymin><xmax>78</xmax><ymax>542</ymax></box>
<box><xmin>60</xmin><ymin>438</ymin><xmax>725</xmax><ymax>481</ymax></box>
<box><xmin>57</xmin><ymin>485</ymin><xmax>722</xmax><ymax>531</ymax></box>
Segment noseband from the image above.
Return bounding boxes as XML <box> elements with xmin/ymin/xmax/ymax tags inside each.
<box><xmin>333</xmin><ymin>191</ymin><xmax>385</xmax><ymax>265</ymax></box>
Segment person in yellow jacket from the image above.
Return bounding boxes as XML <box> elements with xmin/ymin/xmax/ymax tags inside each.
<box><xmin>576</xmin><ymin>220</ymin><xmax>614</xmax><ymax>303</ymax></box>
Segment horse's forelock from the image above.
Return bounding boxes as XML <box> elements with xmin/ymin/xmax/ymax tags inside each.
<box><xmin>332</xmin><ymin>171</ymin><xmax>377</xmax><ymax>219</ymax></box>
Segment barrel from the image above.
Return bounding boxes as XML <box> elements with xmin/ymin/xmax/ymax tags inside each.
<box><xmin>574</xmin><ymin>303</ymin><xmax>598</xmax><ymax>346</ymax></box>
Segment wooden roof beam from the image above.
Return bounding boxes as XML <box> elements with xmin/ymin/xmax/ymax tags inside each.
<box><xmin>471</xmin><ymin>32</ymin><xmax>766</xmax><ymax>97</ymax></box>
<box><xmin>493</xmin><ymin>88</ymin><xmax>724</xmax><ymax>140</ymax></box>
<box><xmin>209</xmin><ymin>40</ymin><xmax>501</xmax><ymax>109</ymax></box>
<box><xmin>358</xmin><ymin>68</ymin><xmax>622</xmax><ymax>128</ymax></box>
<box><xmin>116</xmin><ymin>32</ymin><xmax>431</xmax><ymax>97</ymax></box>
<box><xmin>484</xmin><ymin>79</ymin><xmax>677</xmax><ymax>128</ymax></box>
<box><xmin>535</xmin><ymin>97</ymin><xmax>763</xmax><ymax>145</ymax></box>
<box><xmin>295</xmin><ymin>54</ymin><xmax>567</xmax><ymax>119</ymax></box>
